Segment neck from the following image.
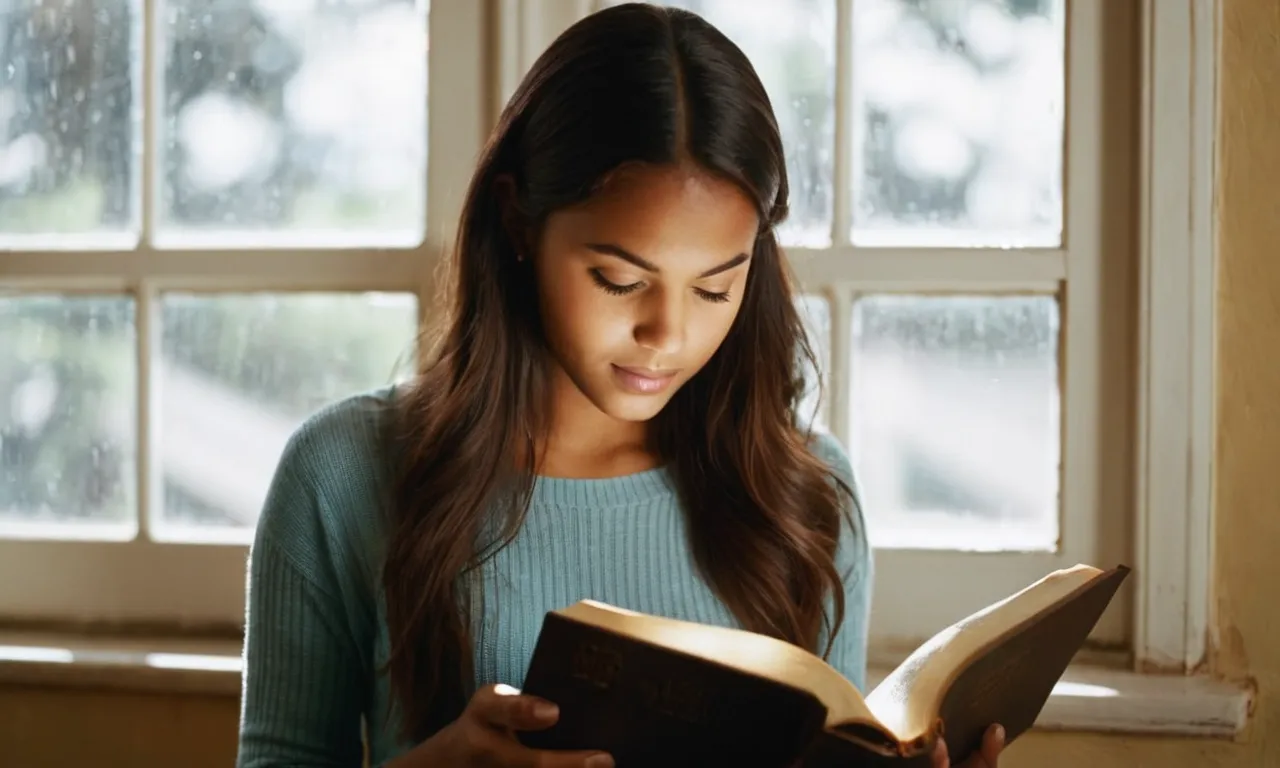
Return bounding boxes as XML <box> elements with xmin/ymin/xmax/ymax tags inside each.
<box><xmin>533</xmin><ymin>365</ymin><xmax>657</xmax><ymax>479</ymax></box>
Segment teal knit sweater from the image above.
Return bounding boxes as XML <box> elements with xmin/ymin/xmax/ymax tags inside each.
<box><xmin>235</xmin><ymin>388</ymin><xmax>873</xmax><ymax>767</ymax></box>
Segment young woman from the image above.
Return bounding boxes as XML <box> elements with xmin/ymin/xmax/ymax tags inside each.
<box><xmin>236</xmin><ymin>4</ymin><xmax>1004</xmax><ymax>767</ymax></box>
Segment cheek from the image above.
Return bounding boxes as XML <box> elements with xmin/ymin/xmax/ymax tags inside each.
<box><xmin>536</xmin><ymin>267</ymin><xmax>630</xmax><ymax>360</ymax></box>
<box><xmin>687</xmin><ymin>303</ymin><xmax>742</xmax><ymax>365</ymax></box>
<box><xmin>686</xmin><ymin>271</ymin><xmax>750</xmax><ymax>364</ymax></box>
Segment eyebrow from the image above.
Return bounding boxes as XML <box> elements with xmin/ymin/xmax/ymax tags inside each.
<box><xmin>585</xmin><ymin>243</ymin><xmax>750</xmax><ymax>279</ymax></box>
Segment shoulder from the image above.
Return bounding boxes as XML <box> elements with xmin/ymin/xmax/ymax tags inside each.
<box><xmin>278</xmin><ymin>386</ymin><xmax>398</xmax><ymax>479</ymax></box>
<box><xmin>805</xmin><ymin>428</ymin><xmax>871</xmax><ymax>579</ymax></box>
<box><xmin>254</xmin><ymin>386</ymin><xmax>401</xmax><ymax>588</ymax></box>
<box><xmin>803</xmin><ymin>430</ymin><xmax>873</xmax><ymax>683</ymax></box>
<box><xmin>806</xmin><ymin>428</ymin><xmax>859</xmax><ymax>502</ymax></box>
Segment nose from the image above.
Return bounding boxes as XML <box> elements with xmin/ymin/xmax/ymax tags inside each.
<box><xmin>632</xmin><ymin>285</ymin><xmax>685</xmax><ymax>357</ymax></box>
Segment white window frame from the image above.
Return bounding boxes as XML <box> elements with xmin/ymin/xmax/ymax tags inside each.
<box><xmin>551</xmin><ymin>0</ymin><xmax>1127</xmax><ymax>650</ymax></box>
<box><xmin>1132</xmin><ymin>0</ymin><xmax>1218</xmax><ymax>675</ymax></box>
<box><xmin>510</xmin><ymin>0</ymin><xmax>1219</xmax><ymax>669</ymax></box>
<box><xmin>0</xmin><ymin>0</ymin><xmax>1218</xmax><ymax>685</ymax></box>
<box><xmin>0</xmin><ymin>0</ymin><xmax>488</xmax><ymax>628</ymax></box>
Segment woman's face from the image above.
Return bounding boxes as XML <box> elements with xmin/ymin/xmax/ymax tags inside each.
<box><xmin>532</xmin><ymin>162</ymin><xmax>759</xmax><ymax>424</ymax></box>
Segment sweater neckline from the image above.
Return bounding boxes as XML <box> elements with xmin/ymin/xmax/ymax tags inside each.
<box><xmin>529</xmin><ymin>466</ymin><xmax>676</xmax><ymax>507</ymax></box>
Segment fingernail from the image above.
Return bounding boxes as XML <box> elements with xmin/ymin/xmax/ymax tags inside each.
<box><xmin>994</xmin><ymin>724</ymin><xmax>1006</xmax><ymax>742</ymax></box>
<box><xmin>585</xmin><ymin>755</ymin><xmax>614</xmax><ymax>768</ymax></box>
<box><xmin>533</xmin><ymin>701</ymin><xmax>558</xmax><ymax>719</ymax></box>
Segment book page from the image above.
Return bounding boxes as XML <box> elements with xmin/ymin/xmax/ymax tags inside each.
<box><xmin>863</xmin><ymin>565</ymin><xmax>1107</xmax><ymax>742</ymax></box>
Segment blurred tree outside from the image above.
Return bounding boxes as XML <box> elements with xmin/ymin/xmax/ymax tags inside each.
<box><xmin>0</xmin><ymin>0</ymin><xmax>423</xmax><ymax>528</ymax></box>
<box><xmin>2</xmin><ymin>0</ymin><xmax>1064</xmax><ymax>534</ymax></box>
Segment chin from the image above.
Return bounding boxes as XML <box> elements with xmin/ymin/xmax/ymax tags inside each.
<box><xmin>593</xmin><ymin>391</ymin><xmax>674</xmax><ymax>423</ymax></box>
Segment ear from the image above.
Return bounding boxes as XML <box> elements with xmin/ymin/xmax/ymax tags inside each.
<box><xmin>493</xmin><ymin>173</ymin><xmax>531</xmax><ymax>261</ymax></box>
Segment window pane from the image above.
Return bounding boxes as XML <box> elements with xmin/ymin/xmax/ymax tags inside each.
<box><xmin>0</xmin><ymin>296</ymin><xmax>136</xmax><ymax>534</ymax></box>
<box><xmin>849</xmin><ymin>295</ymin><xmax>1059</xmax><ymax>550</ymax></box>
<box><xmin>604</xmin><ymin>0</ymin><xmax>835</xmax><ymax>247</ymax></box>
<box><xmin>0</xmin><ymin>2</ymin><xmax>139</xmax><ymax>240</ymax></box>
<box><xmin>795</xmin><ymin>294</ymin><xmax>830</xmax><ymax>430</ymax></box>
<box><xmin>159</xmin><ymin>0</ymin><xmax>428</xmax><ymax>245</ymax></box>
<box><xmin>850</xmin><ymin>0</ymin><xmax>1065</xmax><ymax>247</ymax></box>
<box><xmin>158</xmin><ymin>293</ymin><xmax>418</xmax><ymax>536</ymax></box>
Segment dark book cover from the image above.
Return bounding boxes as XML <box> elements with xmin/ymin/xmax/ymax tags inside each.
<box><xmin>518</xmin><ymin>565</ymin><xmax>1129</xmax><ymax>767</ymax></box>
<box><xmin>519</xmin><ymin>613</ymin><xmax>833</xmax><ymax>767</ymax></box>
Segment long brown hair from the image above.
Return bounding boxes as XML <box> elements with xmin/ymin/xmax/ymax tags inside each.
<box><xmin>385</xmin><ymin>2</ymin><xmax>857</xmax><ymax>741</ymax></box>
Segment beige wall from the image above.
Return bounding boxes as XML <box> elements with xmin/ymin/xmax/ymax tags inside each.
<box><xmin>1</xmin><ymin>0</ymin><xmax>1276</xmax><ymax>765</ymax></box>
<box><xmin>1009</xmin><ymin>0</ymin><xmax>1279</xmax><ymax>763</ymax></box>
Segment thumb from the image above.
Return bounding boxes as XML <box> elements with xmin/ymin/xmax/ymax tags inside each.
<box><xmin>980</xmin><ymin>724</ymin><xmax>1006</xmax><ymax>767</ymax></box>
<box><xmin>932</xmin><ymin>737</ymin><xmax>950</xmax><ymax>768</ymax></box>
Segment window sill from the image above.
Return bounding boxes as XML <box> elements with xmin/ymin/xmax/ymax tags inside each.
<box><xmin>867</xmin><ymin>663</ymin><xmax>1253</xmax><ymax>738</ymax></box>
<box><xmin>0</xmin><ymin>633</ymin><xmax>1253</xmax><ymax>738</ymax></box>
<box><xmin>0</xmin><ymin>631</ymin><xmax>242</xmax><ymax>697</ymax></box>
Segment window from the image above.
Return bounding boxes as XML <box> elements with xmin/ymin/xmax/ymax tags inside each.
<box><xmin>1</xmin><ymin>0</ymin><xmax>1210</xmax><ymax>676</ymax></box>
<box><xmin>600</xmin><ymin>0</ymin><xmax>1135</xmax><ymax>650</ymax></box>
<box><xmin>0</xmin><ymin>0</ymin><xmax>487</xmax><ymax>624</ymax></box>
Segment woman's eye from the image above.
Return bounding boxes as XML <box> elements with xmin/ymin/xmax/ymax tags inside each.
<box><xmin>694</xmin><ymin>288</ymin><xmax>732</xmax><ymax>304</ymax></box>
<box><xmin>590</xmin><ymin>268</ymin><xmax>732</xmax><ymax>304</ymax></box>
<box><xmin>589</xmin><ymin>269</ymin><xmax>643</xmax><ymax>296</ymax></box>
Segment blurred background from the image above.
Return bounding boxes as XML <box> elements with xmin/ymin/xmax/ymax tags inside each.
<box><xmin>1</xmin><ymin>0</ymin><xmax>1062</xmax><ymax>549</ymax></box>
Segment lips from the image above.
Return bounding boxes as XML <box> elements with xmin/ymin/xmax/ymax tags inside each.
<box><xmin>611</xmin><ymin>364</ymin><xmax>679</xmax><ymax>395</ymax></box>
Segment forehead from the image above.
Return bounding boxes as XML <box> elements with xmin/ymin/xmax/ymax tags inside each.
<box><xmin>552</xmin><ymin>163</ymin><xmax>760</xmax><ymax>263</ymax></box>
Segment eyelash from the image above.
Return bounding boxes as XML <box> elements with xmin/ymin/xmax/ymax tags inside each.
<box><xmin>589</xmin><ymin>269</ymin><xmax>641</xmax><ymax>296</ymax></box>
<box><xmin>589</xmin><ymin>269</ymin><xmax>731</xmax><ymax>304</ymax></box>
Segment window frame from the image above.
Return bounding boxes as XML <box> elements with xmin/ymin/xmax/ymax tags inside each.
<box><xmin>1132</xmin><ymin>0</ymin><xmax>1218</xmax><ymax>674</ymax></box>
<box><xmin>0</xmin><ymin>0</ymin><xmax>1218</xmax><ymax>682</ymax></box>
<box><xmin>568</xmin><ymin>0</ymin><xmax>1134</xmax><ymax>648</ymax></box>
<box><xmin>0</xmin><ymin>0</ymin><xmax>488</xmax><ymax>628</ymax></box>
<box><xmin>568</xmin><ymin>0</ymin><xmax>1211</xmax><ymax>665</ymax></box>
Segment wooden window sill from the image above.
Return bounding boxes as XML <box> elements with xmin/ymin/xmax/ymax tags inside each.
<box><xmin>0</xmin><ymin>633</ymin><xmax>1252</xmax><ymax>738</ymax></box>
<box><xmin>866</xmin><ymin>663</ymin><xmax>1252</xmax><ymax>738</ymax></box>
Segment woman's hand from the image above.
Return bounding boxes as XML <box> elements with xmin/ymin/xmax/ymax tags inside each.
<box><xmin>931</xmin><ymin>724</ymin><xmax>1005</xmax><ymax>768</ymax></box>
<box><xmin>396</xmin><ymin>683</ymin><xmax>615</xmax><ymax>768</ymax></box>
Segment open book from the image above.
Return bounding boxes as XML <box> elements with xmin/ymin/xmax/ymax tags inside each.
<box><xmin>519</xmin><ymin>563</ymin><xmax>1129</xmax><ymax>767</ymax></box>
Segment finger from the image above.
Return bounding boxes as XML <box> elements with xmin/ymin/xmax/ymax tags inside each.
<box><xmin>980</xmin><ymin>724</ymin><xmax>1006</xmax><ymax>767</ymax></box>
<box><xmin>487</xmin><ymin>738</ymin><xmax>614</xmax><ymax>768</ymax></box>
<box><xmin>932</xmin><ymin>737</ymin><xmax>950</xmax><ymax>768</ymax></box>
<box><xmin>470</xmin><ymin>684</ymin><xmax>561</xmax><ymax>732</ymax></box>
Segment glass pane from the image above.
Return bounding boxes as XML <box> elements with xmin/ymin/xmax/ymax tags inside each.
<box><xmin>0</xmin><ymin>2</ymin><xmax>139</xmax><ymax>240</ymax></box>
<box><xmin>849</xmin><ymin>295</ymin><xmax>1059</xmax><ymax>550</ymax></box>
<box><xmin>159</xmin><ymin>0</ymin><xmax>428</xmax><ymax>245</ymax></box>
<box><xmin>0</xmin><ymin>296</ymin><xmax>136</xmax><ymax>534</ymax></box>
<box><xmin>795</xmin><ymin>294</ymin><xmax>830</xmax><ymax>430</ymax></box>
<box><xmin>850</xmin><ymin>0</ymin><xmax>1065</xmax><ymax>247</ymax></box>
<box><xmin>158</xmin><ymin>293</ymin><xmax>418</xmax><ymax>536</ymax></box>
<box><xmin>604</xmin><ymin>0</ymin><xmax>835</xmax><ymax>247</ymax></box>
